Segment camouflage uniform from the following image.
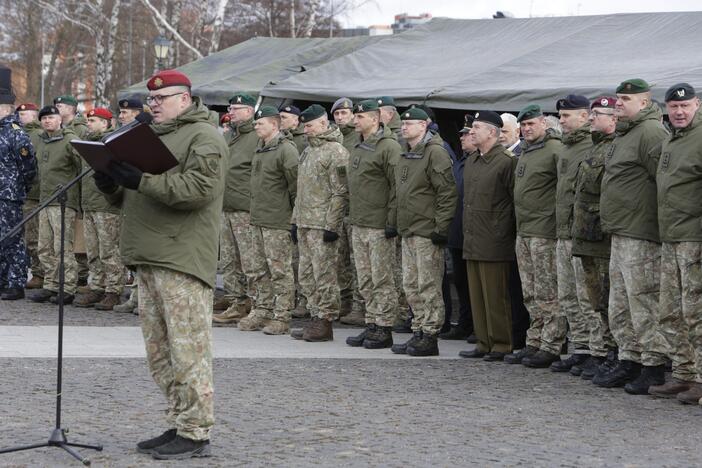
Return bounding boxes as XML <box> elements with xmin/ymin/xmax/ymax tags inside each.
<box><xmin>38</xmin><ymin>207</ymin><xmax>78</xmax><ymax>293</ymax></box>
<box><xmin>0</xmin><ymin>114</ymin><xmax>36</xmax><ymax>290</ymax></box>
<box><xmin>220</xmin><ymin>211</ymin><xmax>254</xmax><ymax>304</ymax></box>
<box><xmin>402</xmin><ymin>236</ymin><xmax>445</xmax><ymax>334</ymax></box>
<box><xmin>352</xmin><ymin>227</ymin><xmax>397</xmax><ymax>326</ymax></box>
<box><xmin>336</xmin><ymin>219</ymin><xmax>363</xmax><ymax>313</ymax></box>
<box><xmin>83</xmin><ymin>211</ymin><xmax>123</xmax><ymax>293</ymax></box>
<box><xmin>292</xmin><ymin>126</ymin><xmax>349</xmax><ymax>321</ymax></box>
<box><xmin>250</xmin><ymin>226</ymin><xmax>295</xmax><ymax>321</ymax></box>
<box><xmin>22</xmin><ymin>120</ymin><xmax>43</xmax><ymax>279</ymax></box>
<box><xmin>138</xmin><ymin>265</ymin><xmax>214</xmax><ymax>440</ymax></box>
<box><xmin>394</xmin><ymin>238</ymin><xmax>410</xmax><ymax>321</ymax></box>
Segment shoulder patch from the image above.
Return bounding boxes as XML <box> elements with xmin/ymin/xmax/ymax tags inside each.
<box><xmin>20</xmin><ymin>147</ymin><xmax>30</xmax><ymax>157</ymax></box>
<box><xmin>11</xmin><ymin>123</ymin><xmax>21</xmax><ymax>130</ymax></box>
<box><xmin>336</xmin><ymin>166</ymin><xmax>347</xmax><ymax>178</ymax></box>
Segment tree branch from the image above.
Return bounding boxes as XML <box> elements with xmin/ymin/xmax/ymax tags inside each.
<box><xmin>139</xmin><ymin>0</ymin><xmax>204</xmax><ymax>59</ymax></box>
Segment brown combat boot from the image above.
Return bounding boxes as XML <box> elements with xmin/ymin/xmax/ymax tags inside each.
<box><xmin>302</xmin><ymin>317</ymin><xmax>333</xmax><ymax>342</ymax></box>
<box><xmin>340</xmin><ymin>308</ymin><xmax>365</xmax><ymax>326</ymax></box>
<box><xmin>212</xmin><ymin>296</ymin><xmax>232</xmax><ymax>311</ymax></box>
<box><xmin>213</xmin><ymin>301</ymin><xmax>250</xmax><ymax>324</ymax></box>
<box><xmin>73</xmin><ymin>290</ymin><xmax>105</xmax><ymax>308</ymax></box>
<box><xmin>95</xmin><ymin>292</ymin><xmax>121</xmax><ymax>311</ymax></box>
<box><xmin>649</xmin><ymin>378</ymin><xmax>695</xmax><ymax>399</ymax></box>
<box><xmin>26</xmin><ymin>276</ymin><xmax>43</xmax><ymax>289</ymax></box>
<box><xmin>76</xmin><ymin>285</ymin><xmax>92</xmax><ymax>295</ymax></box>
<box><xmin>262</xmin><ymin>319</ymin><xmax>290</xmax><ymax>335</ymax></box>
<box><xmin>238</xmin><ymin>312</ymin><xmax>270</xmax><ymax>331</ymax></box>
<box><xmin>676</xmin><ymin>383</ymin><xmax>702</xmax><ymax>404</ymax></box>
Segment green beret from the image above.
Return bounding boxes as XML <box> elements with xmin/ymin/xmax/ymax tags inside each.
<box><xmin>300</xmin><ymin>104</ymin><xmax>327</xmax><ymax>123</ymax></box>
<box><xmin>616</xmin><ymin>78</ymin><xmax>651</xmax><ymax>94</ymax></box>
<box><xmin>54</xmin><ymin>95</ymin><xmax>78</xmax><ymax>107</ymax></box>
<box><xmin>254</xmin><ymin>106</ymin><xmax>279</xmax><ymax>120</ymax></box>
<box><xmin>376</xmin><ymin>96</ymin><xmax>395</xmax><ymax>107</ymax></box>
<box><xmin>517</xmin><ymin>104</ymin><xmax>543</xmax><ymax>122</ymax></box>
<box><xmin>400</xmin><ymin>107</ymin><xmax>429</xmax><ymax>121</ymax></box>
<box><xmin>228</xmin><ymin>93</ymin><xmax>256</xmax><ymax>107</ymax></box>
<box><xmin>353</xmin><ymin>99</ymin><xmax>379</xmax><ymax>113</ymax></box>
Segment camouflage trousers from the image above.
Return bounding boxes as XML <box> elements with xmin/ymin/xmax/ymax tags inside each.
<box><xmin>0</xmin><ymin>200</ymin><xmax>28</xmax><ymax>289</ymax></box>
<box><xmin>83</xmin><ymin>211</ymin><xmax>124</xmax><ymax>294</ymax></box>
<box><xmin>402</xmin><ymin>236</ymin><xmax>444</xmax><ymax>335</ymax></box>
<box><xmin>23</xmin><ymin>199</ymin><xmax>42</xmax><ymax>278</ymax></box>
<box><xmin>580</xmin><ymin>255</ymin><xmax>616</xmax><ymax>357</ymax></box>
<box><xmin>38</xmin><ymin>206</ymin><xmax>77</xmax><ymax>294</ymax></box>
<box><xmin>351</xmin><ymin>226</ymin><xmax>398</xmax><ymax>327</ymax></box>
<box><xmin>557</xmin><ymin>239</ymin><xmax>596</xmax><ymax>353</ymax></box>
<box><xmin>220</xmin><ymin>211</ymin><xmax>254</xmax><ymax>305</ymax></box>
<box><xmin>337</xmin><ymin>218</ymin><xmax>364</xmax><ymax>312</ymax></box>
<box><xmin>658</xmin><ymin>242</ymin><xmax>702</xmax><ymax>382</ymax></box>
<box><xmin>137</xmin><ymin>265</ymin><xmax>214</xmax><ymax>441</ymax></box>
<box><xmin>608</xmin><ymin>234</ymin><xmax>666</xmax><ymax>366</ymax></box>
<box><xmin>516</xmin><ymin>236</ymin><xmax>564</xmax><ymax>355</ymax></box>
<box><xmin>250</xmin><ymin>226</ymin><xmax>295</xmax><ymax>321</ymax></box>
<box><xmin>394</xmin><ymin>237</ymin><xmax>410</xmax><ymax>321</ymax></box>
<box><xmin>298</xmin><ymin>227</ymin><xmax>340</xmax><ymax>321</ymax></box>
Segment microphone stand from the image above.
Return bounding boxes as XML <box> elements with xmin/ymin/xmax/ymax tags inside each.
<box><xmin>0</xmin><ymin>167</ymin><xmax>103</xmax><ymax>466</ymax></box>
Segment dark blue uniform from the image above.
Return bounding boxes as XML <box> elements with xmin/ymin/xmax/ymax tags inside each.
<box><xmin>0</xmin><ymin>113</ymin><xmax>36</xmax><ymax>290</ymax></box>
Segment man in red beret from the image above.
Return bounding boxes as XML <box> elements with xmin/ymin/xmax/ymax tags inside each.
<box><xmin>94</xmin><ymin>69</ymin><xmax>226</xmax><ymax>459</ymax></box>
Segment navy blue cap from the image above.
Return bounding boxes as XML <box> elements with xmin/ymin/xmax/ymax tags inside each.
<box><xmin>556</xmin><ymin>94</ymin><xmax>590</xmax><ymax>111</ymax></box>
<box><xmin>279</xmin><ymin>105</ymin><xmax>301</xmax><ymax>116</ymax></box>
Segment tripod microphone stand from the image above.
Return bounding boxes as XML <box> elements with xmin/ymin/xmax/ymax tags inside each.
<box><xmin>0</xmin><ymin>167</ymin><xmax>103</xmax><ymax>466</ymax></box>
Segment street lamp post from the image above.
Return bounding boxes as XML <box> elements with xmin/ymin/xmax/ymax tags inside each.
<box><xmin>153</xmin><ymin>35</ymin><xmax>172</xmax><ymax>71</ymax></box>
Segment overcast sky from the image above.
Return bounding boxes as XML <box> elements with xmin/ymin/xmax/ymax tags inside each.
<box><xmin>340</xmin><ymin>0</ymin><xmax>702</xmax><ymax>27</ymax></box>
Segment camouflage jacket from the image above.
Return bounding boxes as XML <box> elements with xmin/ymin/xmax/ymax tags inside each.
<box><xmin>555</xmin><ymin>124</ymin><xmax>591</xmax><ymax>239</ymax></box>
<box><xmin>37</xmin><ymin>128</ymin><xmax>81</xmax><ymax>211</ymax></box>
<box><xmin>0</xmin><ymin>114</ymin><xmax>36</xmax><ymax>202</ymax></box>
<box><xmin>223</xmin><ymin>118</ymin><xmax>258</xmax><ymax>212</ymax></box>
<box><xmin>292</xmin><ymin>126</ymin><xmax>349</xmax><ymax>232</ymax></box>
<box><xmin>80</xmin><ymin>130</ymin><xmax>120</xmax><ymax>214</ymax></box>
<box><xmin>23</xmin><ymin>120</ymin><xmax>43</xmax><ymax>201</ymax></box>
<box><xmin>571</xmin><ymin>131</ymin><xmax>615</xmax><ymax>259</ymax></box>
<box><xmin>250</xmin><ymin>131</ymin><xmax>299</xmax><ymax>230</ymax></box>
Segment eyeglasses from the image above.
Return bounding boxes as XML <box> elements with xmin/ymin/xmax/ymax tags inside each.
<box><xmin>145</xmin><ymin>92</ymin><xmax>184</xmax><ymax>106</ymax></box>
<box><xmin>590</xmin><ymin>110</ymin><xmax>614</xmax><ymax>117</ymax></box>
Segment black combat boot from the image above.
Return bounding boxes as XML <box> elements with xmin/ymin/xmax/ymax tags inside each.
<box><xmin>346</xmin><ymin>324</ymin><xmax>375</xmax><ymax>347</ymax></box>
<box><xmin>0</xmin><ymin>288</ymin><xmax>25</xmax><ymax>300</ymax></box>
<box><xmin>363</xmin><ymin>326</ymin><xmax>393</xmax><ymax>349</ymax></box>
<box><xmin>624</xmin><ymin>364</ymin><xmax>666</xmax><ymax>395</ymax></box>
<box><xmin>392</xmin><ymin>316</ymin><xmax>413</xmax><ymax>334</ymax></box>
<box><xmin>504</xmin><ymin>345</ymin><xmax>538</xmax><ymax>364</ymax></box>
<box><xmin>587</xmin><ymin>349</ymin><xmax>618</xmax><ymax>381</ymax></box>
<box><xmin>407</xmin><ymin>333</ymin><xmax>439</xmax><ymax>357</ymax></box>
<box><xmin>391</xmin><ymin>331</ymin><xmax>422</xmax><ymax>354</ymax></box>
<box><xmin>151</xmin><ymin>435</ymin><xmax>211</xmax><ymax>460</ymax></box>
<box><xmin>550</xmin><ymin>353</ymin><xmax>590</xmax><ymax>373</ymax></box>
<box><xmin>522</xmin><ymin>350</ymin><xmax>560</xmax><ymax>368</ymax></box>
<box><xmin>593</xmin><ymin>360</ymin><xmax>641</xmax><ymax>388</ymax></box>
<box><xmin>136</xmin><ymin>428</ymin><xmax>177</xmax><ymax>454</ymax></box>
<box><xmin>576</xmin><ymin>355</ymin><xmax>605</xmax><ymax>379</ymax></box>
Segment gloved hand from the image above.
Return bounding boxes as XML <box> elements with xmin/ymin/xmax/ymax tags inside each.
<box><xmin>323</xmin><ymin>230</ymin><xmax>339</xmax><ymax>242</ymax></box>
<box><xmin>109</xmin><ymin>161</ymin><xmax>143</xmax><ymax>190</ymax></box>
<box><xmin>93</xmin><ymin>170</ymin><xmax>118</xmax><ymax>194</ymax></box>
<box><xmin>290</xmin><ymin>224</ymin><xmax>298</xmax><ymax>244</ymax></box>
<box><xmin>384</xmin><ymin>226</ymin><xmax>398</xmax><ymax>239</ymax></box>
<box><xmin>430</xmin><ymin>232</ymin><xmax>448</xmax><ymax>246</ymax></box>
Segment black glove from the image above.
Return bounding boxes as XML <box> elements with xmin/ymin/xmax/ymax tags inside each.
<box><xmin>384</xmin><ymin>226</ymin><xmax>398</xmax><ymax>239</ymax></box>
<box><xmin>430</xmin><ymin>232</ymin><xmax>448</xmax><ymax>246</ymax></box>
<box><xmin>109</xmin><ymin>161</ymin><xmax>143</xmax><ymax>190</ymax></box>
<box><xmin>323</xmin><ymin>230</ymin><xmax>339</xmax><ymax>243</ymax></box>
<box><xmin>290</xmin><ymin>224</ymin><xmax>298</xmax><ymax>244</ymax></box>
<box><xmin>93</xmin><ymin>171</ymin><xmax>118</xmax><ymax>194</ymax></box>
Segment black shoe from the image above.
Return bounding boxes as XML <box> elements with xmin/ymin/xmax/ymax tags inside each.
<box><xmin>391</xmin><ymin>331</ymin><xmax>422</xmax><ymax>354</ymax></box>
<box><xmin>29</xmin><ymin>288</ymin><xmax>54</xmax><ymax>303</ymax></box>
<box><xmin>346</xmin><ymin>324</ymin><xmax>374</xmax><ymax>347</ymax></box>
<box><xmin>466</xmin><ymin>333</ymin><xmax>477</xmax><ymax>344</ymax></box>
<box><xmin>483</xmin><ymin>352</ymin><xmax>507</xmax><ymax>362</ymax></box>
<box><xmin>624</xmin><ymin>365</ymin><xmax>665</xmax><ymax>395</ymax></box>
<box><xmin>136</xmin><ymin>428</ymin><xmax>177</xmax><ymax>454</ymax></box>
<box><xmin>407</xmin><ymin>333</ymin><xmax>439</xmax><ymax>357</ymax></box>
<box><xmin>290</xmin><ymin>328</ymin><xmax>304</xmax><ymax>340</ymax></box>
<box><xmin>363</xmin><ymin>326</ymin><xmax>393</xmax><ymax>349</ymax></box>
<box><xmin>440</xmin><ymin>326</ymin><xmax>469</xmax><ymax>340</ymax></box>
<box><xmin>587</xmin><ymin>350</ymin><xmax>618</xmax><ymax>381</ymax></box>
<box><xmin>550</xmin><ymin>353</ymin><xmax>589</xmax><ymax>373</ymax></box>
<box><xmin>392</xmin><ymin>317</ymin><xmax>413</xmax><ymax>334</ymax></box>
<box><xmin>523</xmin><ymin>350</ymin><xmax>560</xmax><ymax>368</ymax></box>
<box><xmin>458</xmin><ymin>348</ymin><xmax>486</xmax><ymax>358</ymax></box>
<box><xmin>151</xmin><ymin>435</ymin><xmax>211</xmax><ymax>460</ymax></box>
<box><xmin>49</xmin><ymin>293</ymin><xmax>74</xmax><ymax>305</ymax></box>
<box><xmin>504</xmin><ymin>346</ymin><xmax>538</xmax><ymax>364</ymax></box>
<box><xmin>1</xmin><ymin>288</ymin><xmax>25</xmax><ymax>300</ymax></box>
<box><xmin>593</xmin><ymin>360</ymin><xmax>641</xmax><ymax>388</ymax></box>
<box><xmin>576</xmin><ymin>356</ymin><xmax>605</xmax><ymax>378</ymax></box>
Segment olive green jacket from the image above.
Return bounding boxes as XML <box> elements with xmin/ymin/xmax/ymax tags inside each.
<box><xmin>462</xmin><ymin>143</ymin><xmax>517</xmax><ymax>262</ymax></box>
<box><xmin>571</xmin><ymin>131</ymin><xmax>615</xmax><ymax>259</ymax></box>
<box><xmin>339</xmin><ymin>123</ymin><xmax>360</xmax><ymax>154</ymax></box>
<box><xmin>105</xmin><ymin>98</ymin><xmax>227</xmax><ymax>287</ymax></box>
<box><xmin>81</xmin><ymin>131</ymin><xmax>121</xmax><ymax>214</ymax></box>
<box><xmin>65</xmin><ymin>114</ymin><xmax>88</xmax><ymax>139</ymax></box>
<box><xmin>388</xmin><ymin>110</ymin><xmax>402</xmax><ymax>140</ymax></box>
<box><xmin>657</xmin><ymin>110</ymin><xmax>702</xmax><ymax>242</ymax></box>
<box><xmin>36</xmin><ymin>128</ymin><xmax>82</xmax><ymax>211</ymax></box>
<box><xmin>556</xmin><ymin>124</ymin><xmax>591</xmax><ymax>239</ymax></box>
<box><xmin>250</xmin><ymin>132</ymin><xmax>299</xmax><ymax>230</ymax></box>
<box><xmin>223</xmin><ymin>118</ymin><xmax>258</xmax><ymax>212</ymax></box>
<box><xmin>347</xmin><ymin>124</ymin><xmax>400</xmax><ymax>229</ymax></box>
<box><xmin>514</xmin><ymin>130</ymin><xmax>562</xmax><ymax>238</ymax></box>
<box><xmin>396</xmin><ymin>131</ymin><xmax>457</xmax><ymax>238</ymax></box>
<box><xmin>601</xmin><ymin>104</ymin><xmax>668</xmax><ymax>242</ymax></box>
<box><xmin>284</xmin><ymin>123</ymin><xmax>307</xmax><ymax>154</ymax></box>
<box><xmin>24</xmin><ymin>121</ymin><xmax>43</xmax><ymax>201</ymax></box>
<box><xmin>292</xmin><ymin>126</ymin><xmax>349</xmax><ymax>232</ymax></box>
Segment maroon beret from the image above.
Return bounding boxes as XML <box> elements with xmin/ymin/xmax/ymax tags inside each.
<box><xmin>147</xmin><ymin>70</ymin><xmax>192</xmax><ymax>91</ymax></box>
<box><xmin>16</xmin><ymin>103</ymin><xmax>39</xmax><ymax>112</ymax></box>
<box><xmin>87</xmin><ymin>107</ymin><xmax>113</xmax><ymax>120</ymax></box>
<box><xmin>591</xmin><ymin>96</ymin><xmax>617</xmax><ymax>110</ymax></box>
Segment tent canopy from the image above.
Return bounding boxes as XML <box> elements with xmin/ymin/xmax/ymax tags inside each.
<box><xmin>118</xmin><ymin>35</ymin><xmax>380</xmax><ymax>105</ymax></box>
<box><xmin>262</xmin><ymin>12</ymin><xmax>702</xmax><ymax>112</ymax></box>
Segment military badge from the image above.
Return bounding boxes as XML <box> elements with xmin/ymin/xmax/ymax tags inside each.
<box><xmin>661</xmin><ymin>152</ymin><xmax>670</xmax><ymax>169</ymax></box>
<box><xmin>600</xmin><ymin>98</ymin><xmax>609</xmax><ymax>107</ymax></box>
<box><xmin>352</xmin><ymin>156</ymin><xmax>360</xmax><ymax>169</ymax></box>
<box><xmin>153</xmin><ymin>77</ymin><xmax>163</xmax><ymax>88</ymax></box>
<box><xmin>676</xmin><ymin>89</ymin><xmax>686</xmax><ymax>98</ymax></box>
<box><xmin>20</xmin><ymin>147</ymin><xmax>29</xmax><ymax>157</ymax></box>
<box><xmin>401</xmin><ymin>166</ymin><xmax>408</xmax><ymax>183</ymax></box>
<box><xmin>336</xmin><ymin>166</ymin><xmax>347</xmax><ymax>178</ymax></box>
<box><xmin>516</xmin><ymin>163</ymin><xmax>525</xmax><ymax>177</ymax></box>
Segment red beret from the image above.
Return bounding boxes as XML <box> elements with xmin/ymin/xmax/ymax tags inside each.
<box><xmin>591</xmin><ymin>96</ymin><xmax>617</xmax><ymax>110</ymax></box>
<box><xmin>87</xmin><ymin>107</ymin><xmax>113</xmax><ymax>120</ymax></box>
<box><xmin>220</xmin><ymin>114</ymin><xmax>231</xmax><ymax>124</ymax></box>
<box><xmin>147</xmin><ymin>69</ymin><xmax>192</xmax><ymax>91</ymax></box>
<box><xmin>16</xmin><ymin>103</ymin><xmax>38</xmax><ymax>112</ymax></box>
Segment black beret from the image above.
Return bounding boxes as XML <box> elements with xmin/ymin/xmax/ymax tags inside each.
<box><xmin>119</xmin><ymin>98</ymin><xmax>143</xmax><ymax>110</ymax></box>
<box><xmin>473</xmin><ymin>110</ymin><xmax>503</xmax><ymax>128</ymax></box>
<box><xmin>39</xmin><ymin>105</ymin><xmax>60</xmax><ymax>119</ymax></box>
<box><xmin>556</xmin><ymin>94</ymin><xmax>590</xmax><ymax>111</ymax></box>
<box><xmin>279</xmin><ymin>105</ymin><xmax>301</xmax><ymax>116</ymax></box>
<box><xmin>665</xmin><ymin>83</ymin><xmax>696</xmax><ymax>102</ymax></box>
